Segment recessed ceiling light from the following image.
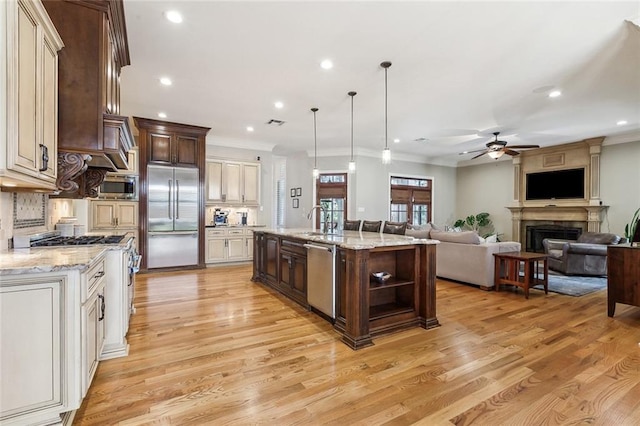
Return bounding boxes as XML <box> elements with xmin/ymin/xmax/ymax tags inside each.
<box><xmin>246</xmin><ymin>126</ymin><xmax>254</xmax><ymax>132</ymax></box>
<box><xmin>159</xmin><ymin>77</ymin><xmax>172</xmax><ymax>86</ymax></box>
<box><xmin>165</xmin><ymin>10</ymin><xmax>183</xmax><ymax>24</ymax></box>
<box><xmin>617</xmin><ymin>120</ymin><xmax>628</xmax><ymax>126</ymax></box>
<box><xmin>393</xmin><ymin>138</ymin><xmax>400</xmax><ymax>143</ymax></box>
<box><xmin>548</xmin><ymin>90</ymin><xmax>562</xmax><ymax>98</ymax></box>
<box><xmin>320</xmin><ymin>59</ymin><xmax>333</xmax><ymax>70</ymax></box>
<box><xmin>158</xmin><ymin>112</ymin><xmax>167</xmax><ymax>118</ymax></box>
<box><xmin>274</xmin><ymin>101</ymin><xmax>284</xmax><ymax>109</ymax></box>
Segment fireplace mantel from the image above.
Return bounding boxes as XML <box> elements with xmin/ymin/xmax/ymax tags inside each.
<box><xmin>506</xmin><ymin>137</ymin><xmax>607</xmax><ymax>244</ymax></box>
<box><xmin>507</xmin><ymin>205</ymin><xmax>609</xmax><ymax>243</ymax></box>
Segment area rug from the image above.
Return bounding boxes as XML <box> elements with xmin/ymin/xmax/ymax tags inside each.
<box><xmin>532</xmin><ymin>273</ymin><xmax>607</xmax><ymax>297</ymax></box>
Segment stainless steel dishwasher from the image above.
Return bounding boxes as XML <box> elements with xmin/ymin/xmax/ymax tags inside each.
<box><xmin>304</xmin><ymin>242</ymin><xmax>336</xmax><ymax>319</ymax></box>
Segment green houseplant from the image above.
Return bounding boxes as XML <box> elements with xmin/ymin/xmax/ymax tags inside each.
<box><xmin>454</xmin><ymin>212</ymin><xmax>494</xmax><ymax>237</ymax></box>
<box><xmin>624</xmin><ymin>207</ymin><xmax>640</xmax><ymax>244</ymax></box>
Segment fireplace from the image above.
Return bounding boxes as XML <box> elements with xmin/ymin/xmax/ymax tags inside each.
<box><xmin>526</xmin><ymin>225</ymin><xmax>582</xmax><ymax>253</ymax></box>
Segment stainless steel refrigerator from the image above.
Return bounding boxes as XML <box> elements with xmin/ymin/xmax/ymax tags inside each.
<box><xmin>147</xmin><ymin>165</ymin><xmax>199</xmax><ymax>268</ymax></box>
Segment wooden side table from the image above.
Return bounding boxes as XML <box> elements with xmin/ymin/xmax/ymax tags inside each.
<box><xmin>493</xmin><ymin>251</ymin><xmax>549</xmax><ymax>299</ymax></box>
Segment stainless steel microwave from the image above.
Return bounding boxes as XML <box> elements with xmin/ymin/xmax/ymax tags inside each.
<box><xmin>98</xmin><ymin>175</ymin><xmax>138</xmax><ymax>200</ymax></box>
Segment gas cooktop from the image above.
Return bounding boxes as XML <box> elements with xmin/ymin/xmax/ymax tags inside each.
<box><xmin>31</xmin><ymin>235</ymin><xmax>125</xmax><ymax>247</ymax></box>
<box><xmin>13</xmin><ymin>231</ymin><xmax>126</xmax><ymax>248</ymax></box>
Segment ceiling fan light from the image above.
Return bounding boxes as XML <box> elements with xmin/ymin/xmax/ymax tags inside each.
<box><xmin>488</xmin><ymin>150</ymin><xmax>504</xmax><ymax>159</ymax></box>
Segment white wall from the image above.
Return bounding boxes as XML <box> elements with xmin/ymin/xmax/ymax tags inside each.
<box><xmin>456</xmin><ymin>160</ymin><xmax>514</xmax><ymax>239</ymax></box>
<box><xmin>600</xmin><ymin>140</ymin><xmax>640</xmax><ymax>236</ymax></box>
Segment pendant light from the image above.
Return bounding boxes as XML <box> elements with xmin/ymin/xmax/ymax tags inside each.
<box><xmin>311</xmin><ymin>107</ymin><xmax>319</xmax><ymax>178</ymax></box>
<box><xmin>381</xmin><ymin>61</ymin><xmax>392</xmax><ymax>165</ymax></box>
<box><xmin>348</xmin><ymin>91</ymin><xmax>357</xmax><ymax>173</ymax></box>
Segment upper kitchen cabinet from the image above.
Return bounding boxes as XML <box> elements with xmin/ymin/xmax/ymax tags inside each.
<box><xmin>135</xmin><ymin>117</ymin><xmax>210</xmax><ymax>169</ymax></box>
<box><xmin>0</xmin><ymin>0</ymin><xmax>64</xmax><ymax>191</ymax></box>
<box><xmin>206</xmin><ymin>159</ymin><xmax>260</xmax><ymax>205</ymax></box>
<box><xmin>42</xmin><ymin>0</ymin><xmax>134</xmax><ymax>197</ymax></box>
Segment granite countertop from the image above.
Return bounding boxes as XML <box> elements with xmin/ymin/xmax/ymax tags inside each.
<box><xmin>205</xmin><ymin>224</ymin><xmax>266</xmax><ymax>228</ymax></box>
<box><xmin>255</xmin><ymin>228</ymin><xmax>439</xmax><ymax>250</ymax></box>
<box><xmin>0</xmin><ymin>233</ymin><xmax>135</xmax><ymax>275</ymax></box>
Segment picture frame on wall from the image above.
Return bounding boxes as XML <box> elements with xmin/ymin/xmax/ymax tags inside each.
<box><xmin>293</xmin><ymin>198</ymin><xmax>299</xmax><ymax>208</ymax></box>
<box><xmin>290</xmin><ymin>188</ymin><xmax>296</xmax><ymax>197</ymax></box>
<box><xmin>296</xmin><ymin>187</ymin><xmax>302</xmax><ymax>197</ymax></box>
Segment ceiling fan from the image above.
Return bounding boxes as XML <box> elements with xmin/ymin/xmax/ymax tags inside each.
<box><xmin>460</xmin><ymin>132</ymin><xmax>540</xmax><ymax>160</ymax></box>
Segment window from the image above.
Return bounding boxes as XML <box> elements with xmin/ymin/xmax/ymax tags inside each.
<box><xmin>390</xmin><ymin>176</ymin><xmax>432</xmax><ymax>225</ymax></box>
<box><xmin>316</xmin><ymin>173</ymin><xmax>347</xmax><ymax>232</ymax></box>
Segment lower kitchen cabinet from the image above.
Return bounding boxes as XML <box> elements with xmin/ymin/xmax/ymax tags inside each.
<box><xmin>205</xmin><ymin>227</ymin><xmax>254</xmax><ymax>263</ymax></box>
<box><xmin>278</xmin><ymin>239</ymin><xmax>307</xmax><ymax>305</ymax></box>
<box><xmin>0</xmin><ymin>247</ymin><xmax>133</xmax><ymax>425</ymax></box>
<box><xmin>251</xmin><ymin>232</ymin><xmax>308</xmax><ymax>308</ymax></box>
<box><xmin>0</xmin><ymin>271</ymin><xmax>80</xmax><ymax>426</ymax></box>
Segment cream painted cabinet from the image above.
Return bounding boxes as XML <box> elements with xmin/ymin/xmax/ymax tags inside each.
<box><xmin>81</xmin><ymin>256</ymin><xmax>106</xmax><ymax>396</ymax></box>
<box><xmin>91</xmin><ymin>201</ymin><xmax>138</xmax><ymax>229</ymax></box>
<box><xmin>0</xmin><ymin>270</ymin><xmax>81</xmax><ymax>425</ymax></box>
<box><xmin>1</xmin><ymin>0</ymin><xmax>64</xmax><ymax>190</ymax></box>
<box><xmin>205</xmin><ymin>159</ymin><xmax>260</xmax><ymax>205</ymax></box>
<box><xmin>205</xmin><ymin>228</ymin><xmax>254</xmax><ymax>263</ymax></box>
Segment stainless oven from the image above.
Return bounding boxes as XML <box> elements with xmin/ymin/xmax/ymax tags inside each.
<box><xmin>98</xmin><ymin>175</ymin><xmax>138</xmax><ymax>200</ymax></box>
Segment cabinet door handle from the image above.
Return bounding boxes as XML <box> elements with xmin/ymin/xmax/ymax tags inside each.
<box><xmin>98</xmin><ymin>294</ymin><xmax>105</xmax><ymax>321</ymax></box>
<box><xmin>94</xmin><ymin>270</ymin><xmax>105</xmax><ymax>279</ymax></box>
<box><xmin>115</xmin><ymin>217</ymin><xmax>119</xmax><ymax>226</ymax></box>
<box><xmin>38</xmin><ymin>144</ymin><xmax>49</xmax><ymax>172</ymax></box>
<box><xmin>242</xmin><ymin>194</ymin><xmax>245</xmax><ymax>203</ymax></box>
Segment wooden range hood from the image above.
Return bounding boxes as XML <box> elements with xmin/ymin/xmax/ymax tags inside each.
<box><xmin>43</xmin><ymin>0</ymin><xmax>134</xmax><ymax>198</ymax></box>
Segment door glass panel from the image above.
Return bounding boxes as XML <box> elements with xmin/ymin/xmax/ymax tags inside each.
<box><xmin>320</xmin><ymin>198</ymin><xmax>344</xmax><ymax>232</ymax></box>
<box><xmin>413</xmin><ymin>204</ymin><xmax>429</xmax><ymax>225</ymax></box>
<box><xmin>390</xmin><ymin>203</ymin><xmax>408</xmax><ymax>222</ymax></box>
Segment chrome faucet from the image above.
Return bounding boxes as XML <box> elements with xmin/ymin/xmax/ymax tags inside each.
<box><xmin>307</xmin><ymin>204</ymin><xmax>328</xmax><ymax>233</ymax></box>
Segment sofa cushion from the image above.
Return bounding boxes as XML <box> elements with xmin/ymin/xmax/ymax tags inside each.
<box><xmin>577</xmin><ymin>232</ymin><xmax>621</xmax><ymax>245</ymax></box>
<box><xmin>430</xmin><ymin>230</ymin><xmax>481</xmax><ymax>245</ymax></box>
<box><xmin>406</xmin><ymin>227</ymin><xmax>431</xmax><ymax>239</ymax></box>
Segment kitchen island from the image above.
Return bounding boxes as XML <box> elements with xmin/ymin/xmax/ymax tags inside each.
<box><xmin>252</xmin><ymin>229</ymin><xmax>439</xmax><ymax>349</ymax></box>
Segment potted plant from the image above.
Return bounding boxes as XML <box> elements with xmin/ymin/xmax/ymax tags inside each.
<box><xmin>624</xmin><ymin>207</ymin><xmax>640</xmax><ymax>246</ymax></box>
<box><xmin>454</xmin><ymin>212</ymin><xmax>495</xmax><ymax>238</ymax></box>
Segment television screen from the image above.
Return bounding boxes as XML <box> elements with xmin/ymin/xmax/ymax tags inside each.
<box><xmin>526</xmin><ymin>168</ymin><xmax>585</xmax><ymax>200</ymax></box>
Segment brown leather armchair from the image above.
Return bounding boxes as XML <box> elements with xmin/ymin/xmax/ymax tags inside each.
<box><xmin>542</xmin><ymin>232</ymin><xmax>625</xmax><ymax>276</ymax></box>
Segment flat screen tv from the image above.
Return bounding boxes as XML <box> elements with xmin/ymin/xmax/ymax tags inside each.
<box><xmin>525</xmin><ymin>168</ymin><xmax>585</xmax><ymax>201</ymax></box>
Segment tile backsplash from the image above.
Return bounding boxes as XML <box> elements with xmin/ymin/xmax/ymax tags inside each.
<box><xmin>13</xmin><ymin>193</ymin><xmax>46</xmax><ymax>229</ymax></box>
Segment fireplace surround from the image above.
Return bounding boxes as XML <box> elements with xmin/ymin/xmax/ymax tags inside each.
<box><xmin>507</xmin><ymin>137</ymin><xmax>608</xmax><ymax>244</ymax></box>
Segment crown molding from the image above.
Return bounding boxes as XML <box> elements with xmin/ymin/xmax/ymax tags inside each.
<box><xmin>603</xmin><ymin>130</ymin><xmax>640</xmax><ymax>146</ymax></box>
<box><xmin>206</xmin><ymin>136</ymin><xmax>275</xmax><ymax>152</ymax></box>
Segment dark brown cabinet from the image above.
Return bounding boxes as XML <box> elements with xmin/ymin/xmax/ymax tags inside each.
<box><xmin>607</xmin><ymin>245</ymin><xmax>640</xmax><ymax>316</ymax></box>
<box><xmin>264</xmin><ymin>234</ymin><xmax>279</xmax><ymax>285</ymax></box>
<box><xmin>252</xmin><ymin>232</ymin><xmax>308</xmax><ymax>308</ymax></box>
<box><xmin>43</xmin><ymin>0</ymin><xmax>134</xmax><ymax>189</ymax></box>
<box><xmin>279</xmin><ymin>240</ymin><xmax>307</xmax><ymax>306</ymax></box>
<box><xmin>148</xmin><ymin>131</ymin><xmax>199</xmax><ymax>167</ymax></box>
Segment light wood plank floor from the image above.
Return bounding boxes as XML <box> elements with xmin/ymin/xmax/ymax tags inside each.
<box><xmin>74</xmin><ymin>264</ymin><xmax>640</xmax><ymax>425</ymax></box>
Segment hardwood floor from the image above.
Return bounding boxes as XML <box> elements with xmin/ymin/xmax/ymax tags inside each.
<box><xmin>74</xmin><ymin>264</ymin><xmax>640</xmax><ymax>425</ymax></box>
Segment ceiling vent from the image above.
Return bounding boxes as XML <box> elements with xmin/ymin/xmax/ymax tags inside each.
<box><xmin>266</xmin><ymin>119</ymin><xmax>285</xmax><ymax>126</ymax></box>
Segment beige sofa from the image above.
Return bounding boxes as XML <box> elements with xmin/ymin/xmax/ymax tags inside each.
<box><xmin>430</xmin><ymin>230</ymin><xmax>521</xmax><ymax>289</ymax></box>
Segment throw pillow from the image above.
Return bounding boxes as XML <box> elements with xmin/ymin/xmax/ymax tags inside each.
<box><xmin>485</xmin><ymin>234</ymin><xmax>498</xmax><ymax>243</ymax></box>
